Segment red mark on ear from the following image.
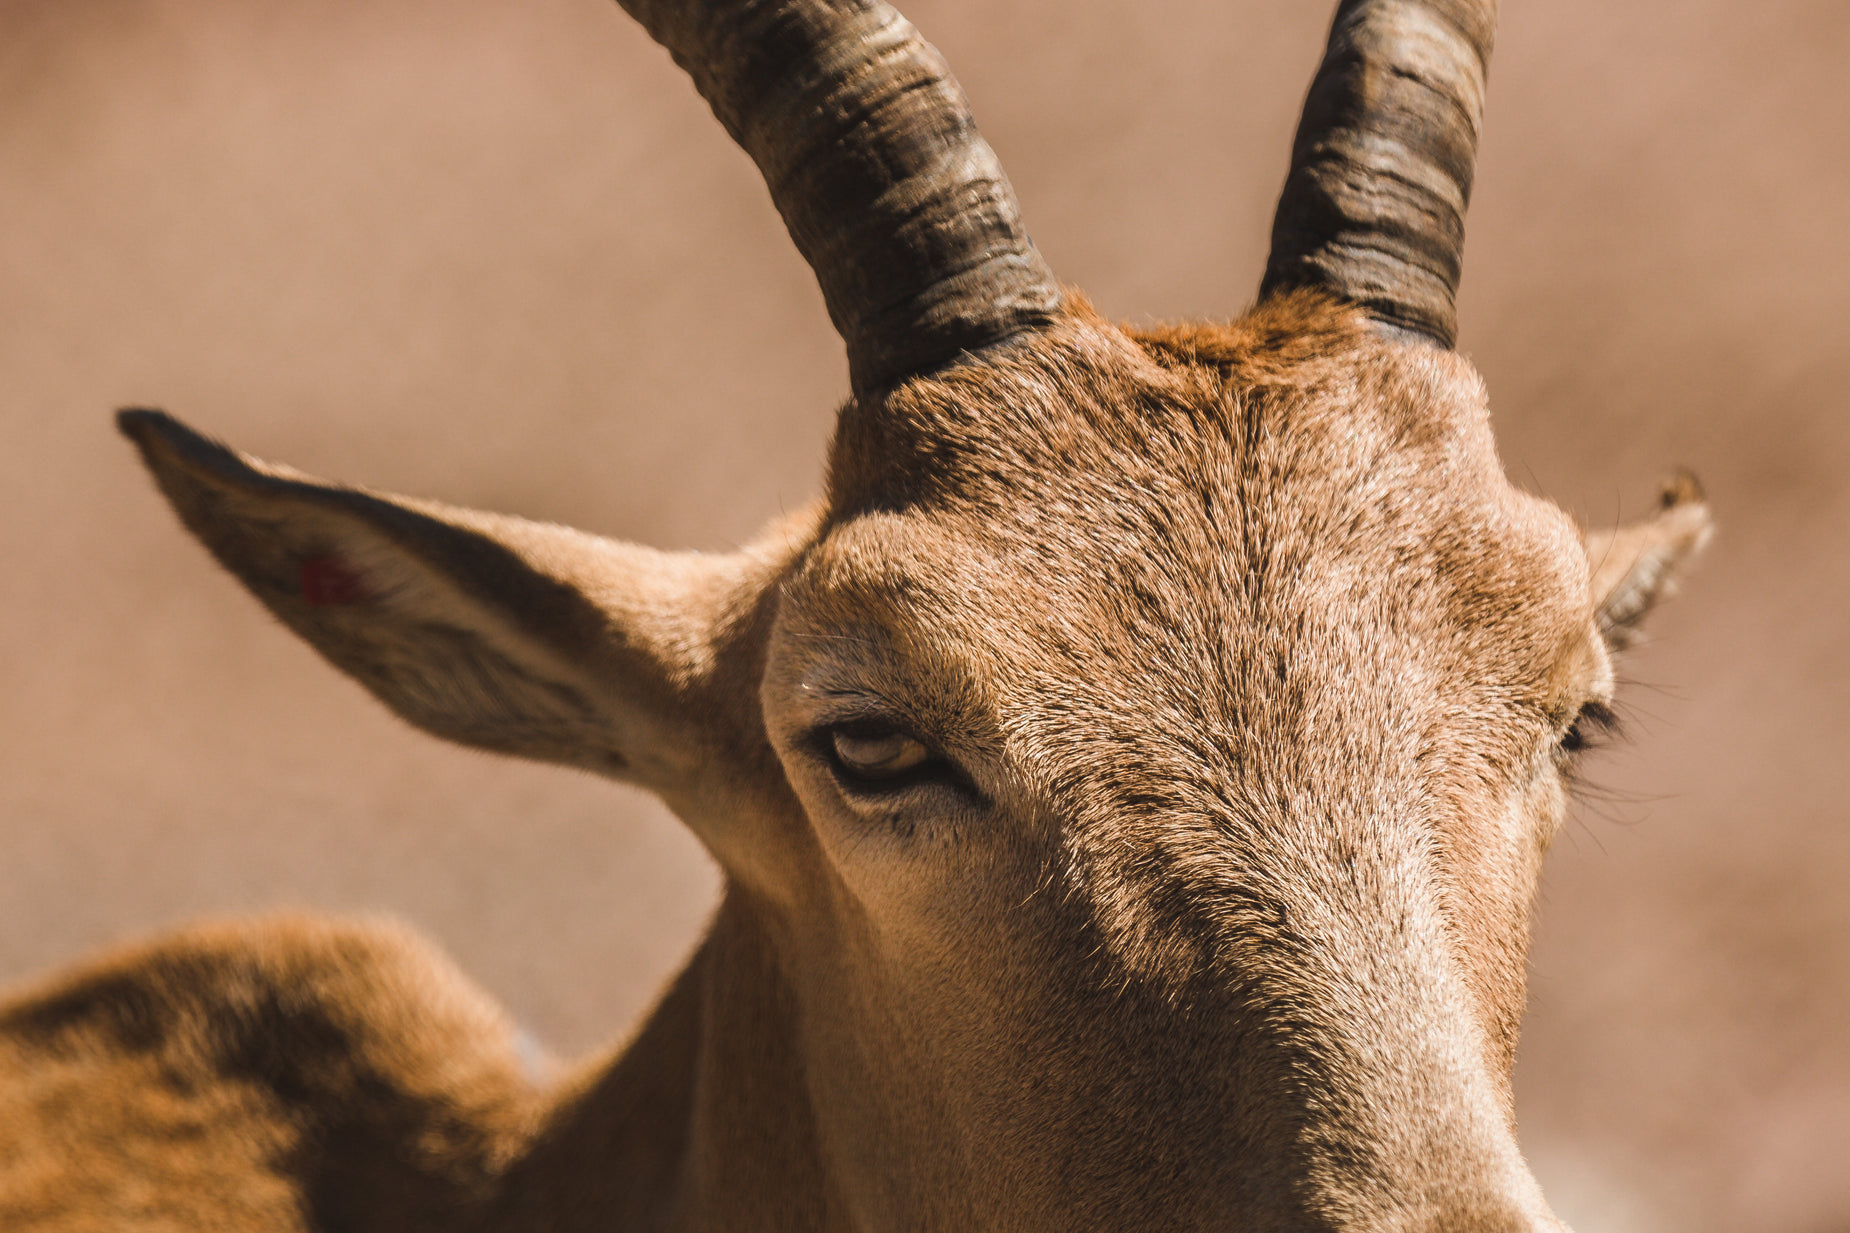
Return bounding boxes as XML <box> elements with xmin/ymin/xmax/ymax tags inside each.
<box><xmin>299</xmin><ymin>555</ymin><xmax>370</xmax><ymax>606</ymax></box>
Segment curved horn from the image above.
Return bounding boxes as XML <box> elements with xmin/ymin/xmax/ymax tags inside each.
<box><xmin>1260</xmin><ymin>0</ymin><xmax>1496</xmax><ymax>348</ymax></box>
<box><xmin>616</xmin><ymin>0</ymin><xmax>1062</xmax><ymax>395</ymax></box>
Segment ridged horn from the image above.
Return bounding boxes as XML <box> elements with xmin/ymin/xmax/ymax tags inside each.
<box><xmin>615</xmin><ymin>0</ymin><xmax>1062</xmax><ymax>395</ymax></box>
<box><xmin>1261</xmin><ymin>0</ymin><xmax>1497</xmax><ymax>348</ymax></box>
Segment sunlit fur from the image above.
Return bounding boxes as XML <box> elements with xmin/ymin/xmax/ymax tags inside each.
<box><xmin>2</xmin><ymin>289</ymin><xmax>1708</xmax><ymax>1230</ymax></box>
<box><xmin>0</xmin><ymin>917</ymin><xmax>535</xmax><ymax>1230</ymax></box>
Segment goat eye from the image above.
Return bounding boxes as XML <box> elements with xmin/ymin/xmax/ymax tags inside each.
<box><xmin>830</xmin><ymin>727</ymin><xmax>932</xmax><ymax>779</ymax></box>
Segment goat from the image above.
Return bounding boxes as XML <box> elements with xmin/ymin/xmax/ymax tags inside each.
<box><xmin>0</xmin><ymin>0</ymin><xmax>1710</xmax><ymax>1229</ymax></box>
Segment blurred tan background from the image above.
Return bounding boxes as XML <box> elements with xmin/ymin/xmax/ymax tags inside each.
<box><xmin>2</xmin><ymin>1</ymin><xmax>1845</xmax><ymax>1229</ymax></box>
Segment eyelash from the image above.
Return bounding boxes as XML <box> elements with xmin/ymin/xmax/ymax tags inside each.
<box><xmin>1559</xmin><ymin>700</ymin><xmax>1622</xmax><ymax>755</ymax></box>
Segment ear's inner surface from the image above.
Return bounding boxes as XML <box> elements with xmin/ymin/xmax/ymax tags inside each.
<box><xmin>117</xmin><ymin>409</ymin><xmax>797</xmax><ymax>798</ymax></box>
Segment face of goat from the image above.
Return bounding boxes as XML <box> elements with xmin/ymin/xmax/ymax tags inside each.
<box><xmin>67</xmin><ymin>0</ymin><xmax>1717</xmax><ymax>1228</ymax></box>
<box><xmin>113</xmin><ymin>284</ymin><xmax>1705</xmax><ymax>1230</ymax></box>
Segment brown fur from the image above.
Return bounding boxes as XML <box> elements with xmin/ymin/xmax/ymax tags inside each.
<box><xmin>0</xmin><ymin>916</ymin><xmax>535</xmax><ymax>1231</ymax></box>
<box><xmin>3</xmin><ymin>290</ymin><xmax>1707</xmax><ymax>1230</ymax></box>
<box><xmin>2</xmin><ymin>0</ymin><xmax>1716</xmax><ymax>1225</ymax></box>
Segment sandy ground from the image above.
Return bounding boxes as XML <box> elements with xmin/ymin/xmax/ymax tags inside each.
<box><xmin>2</xmin><ymin>1</ymin><xmax>1846</xmax><ymax>1229</ymax></box>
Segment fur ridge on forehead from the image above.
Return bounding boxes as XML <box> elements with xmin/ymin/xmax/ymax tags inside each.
<box><xmin>825</xmin><ymin>290</ymin><xmax>1499</xmax><ymax>522</ymax></box>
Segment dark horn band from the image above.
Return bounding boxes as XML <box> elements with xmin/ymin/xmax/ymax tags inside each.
<box><xmin>1261</xmin><ymin>0</ymin><xmax>1496</xmax><ymax>348</ymax></box>
<box><xmin>615</xmin><ymin>0</ymin><xmax>1062</xmax><ymax>394</ymax></box>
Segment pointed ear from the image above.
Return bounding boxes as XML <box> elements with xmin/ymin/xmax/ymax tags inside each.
<box><xmin>1585</xmin><ymin>472</ymin><xmax>1713</xmax><ymax>653</ymax></box>
<box><xmin>117</xmin><ymin>410</ymin><xmax>809</xmax><ymax>798</ymax></box>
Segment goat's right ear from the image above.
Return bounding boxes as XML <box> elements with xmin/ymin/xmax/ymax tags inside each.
<box><xmin>118</xmin><ymin>410</ymin><xmax>805</xmax><ymax>799</ymax></box>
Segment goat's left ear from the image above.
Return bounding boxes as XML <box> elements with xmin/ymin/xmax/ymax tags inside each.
<box><xmin>1585</xmin><ymin>472</ymin><xmax>1713</xmax><ymax>653</ymax></box>
<box><xmin>117</xmin><ymin>410</ymin><xmax>806</xmax><ymax>802</ymax></box>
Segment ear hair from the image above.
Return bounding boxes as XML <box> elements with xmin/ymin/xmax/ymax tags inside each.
<box><xmin>1585</xmin><ymin>472</ymin><xmax>1713</xmax><ymax>653</ymax></box>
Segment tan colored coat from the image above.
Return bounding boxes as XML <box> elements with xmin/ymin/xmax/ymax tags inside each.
<box><xmin>0</xmin><ymin>0</ymin><xmax>1712</xmax><ymax>1225</ymax></box>
<box><xmin>2</xmin><ymin>296</ymin><xmax>1707</xmax><ymax>1230</ymax></box>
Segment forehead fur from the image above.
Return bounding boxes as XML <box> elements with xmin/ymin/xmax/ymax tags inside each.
<box><xmin>819</xmin><ymin>292</ymin><xmax>1587</xmax><ymax>692</ymax></box>
<box><xmin>800</xmin><ymin>292</ymin><xmax>1591</xmax><ymax>986</ymax></box>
